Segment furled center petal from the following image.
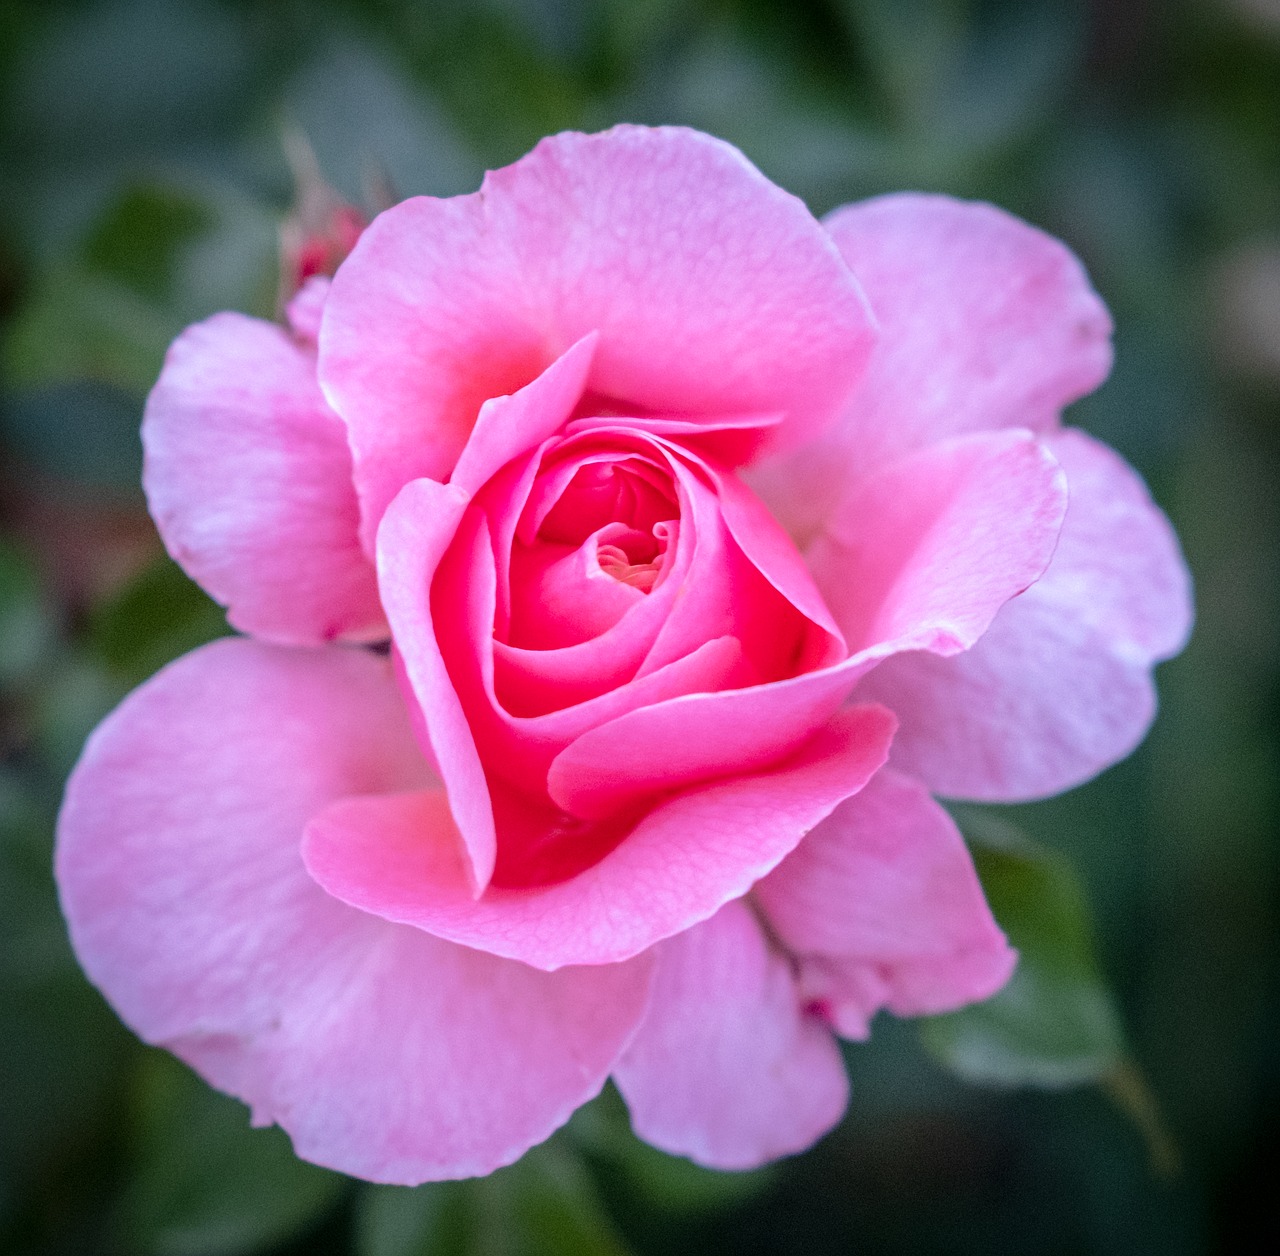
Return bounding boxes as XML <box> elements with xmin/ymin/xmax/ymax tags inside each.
<box><xmin>504</xmin><ymin>451</ymin><xmax>680</xmax><ymax>651</ymax></box>
<box><xmin>594</xmin><ymin>522</ymin><xmax>671</xmax><ymax>591</ymax></box>
<box><xmin>509</xmin><ymin>521</ymin><xmax>675</xmax><ymax>649</ymax></box>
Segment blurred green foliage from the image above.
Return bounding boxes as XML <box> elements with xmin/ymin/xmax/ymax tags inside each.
<box><xmin>922</xmin><ymin>814</ymin><xmax>1127</xmax><ymax>1091</ymax></box>
<box><xmin>1</xmin><ymin>0</ymin><xmax>1277</xmax><ymax>1253</ymax></box>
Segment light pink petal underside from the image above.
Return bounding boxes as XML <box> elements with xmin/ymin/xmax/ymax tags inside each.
<box><xmin>613</xmin><ymin>899</ymin><xmax>848</xmax><ymax>1170</ymax></box>
<box><xmin>806</xmin><ymin>429</ymin><xmax>1067</xmax><ymax>658</ymax></box>
<box><xmin>856</xmin><ymin>429</ymin><xmax>1192</xmax><ymax>801</ymax></box>
<box><xmin>320</xmin><ymin>125</ymin><xmax>877</xmax><ymax>542</ymax></box>
<box><xmin>750</xmin><ymin>192</ymin><xmax>1111</xmax><ymax>545</ymax></box>
<box><xmin>303</xmin><ymin>705</ymin><xmax>896</xmax><ymax>970</ymax></box>
<box><xmin>55</xmin><ymin>640</ymin><xmax>653</xmax><ymax>1183</ymax></box>
<box><xmin>143</xmin><ymin>313</ymin><xmax>384</xmax><ymax>644</ymax></box>
<box><xmin>755</xmin><ymin>768</ymin><xmax>1015</xmax><ymax>1040</ymax></box>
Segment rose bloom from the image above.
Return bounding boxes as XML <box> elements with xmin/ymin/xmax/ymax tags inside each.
<box><xmin>56</xmin><ymin>127</ymin><xmax>1191</xmax><ymax>1182</ymax></box>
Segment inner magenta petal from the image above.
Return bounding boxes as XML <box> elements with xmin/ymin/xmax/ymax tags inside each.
<box><xmin>493</xmin><ymin>520</ymin><xmax>684</xmax><ymax>715</ymax></box>
<box><xmin>507</xmin><ymin>527</ymin><xmax>647</xmax><ymax>650</ymax></box>
<box><xmin>536</xmin><ymin>457</ymin><xmax>678</xmax><ymax>546</ymax></box>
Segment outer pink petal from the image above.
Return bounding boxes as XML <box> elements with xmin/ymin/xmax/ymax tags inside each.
<box><xmin>56</xmin><ymin>640</ymin><xmax>653</xmax><ymax>1183</ymax></box>
<box><xmin>856</xmin><ymin>430</ymin><xmax>1192</xmax><ymax>800</ymax></box>
<box><xmin>750</xmin><ymin>193</ymin><xmax>1111</xmax><ymax>545</ymax></box>
<box><xmin>1037</xmin><ymin>428</ymin><xmax>1192</xmax><ymax>662</ymax></box>
<box><xmin>377</xmin><ymin>478</ymin><xmax>496</xmax><ymax>893</ymax></box>
<box><xmin>143</xmin><ymin>314</ymin><xmax>384</xmax><ymax>644</ymax></box>
<box><xmin>320</xmin><ymin>125</ymin><xmax>876</xmax><ymax>539</ymax></box>
<box><xmin>805</xmin><ymin>429</ymin><xmax>1067</xmax><ymax>657</ymax></box>
<box><xmin>613</xmin><ymin>900</ymin><xmax>847</xmax><ymax>1170</ymax></box>
<box><xmin>755</xmin><ymin>768</ymin><xmax>1015</xmax><ymax>1040</ymax></box>
<box><xmin>303</xmin><ymin>705</ymin><xmax>896</xmax><ymax>970</ymax></box>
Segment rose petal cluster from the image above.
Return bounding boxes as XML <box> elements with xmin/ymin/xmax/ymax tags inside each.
<box><xmin>55</xmin><ymin>126</ymin><xmax>1191</xmax><ymax>1183</ymax></box>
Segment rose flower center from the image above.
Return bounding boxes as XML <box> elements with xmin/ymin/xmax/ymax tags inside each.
<box><xmin>595</xmin><ymin>530</ymin><xmax>663</xmax><ymax>590</ymax></box>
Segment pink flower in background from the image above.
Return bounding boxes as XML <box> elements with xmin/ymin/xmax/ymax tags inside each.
<box><xmin>55</xmin><ymin>126</ymin><xmax>1191</xmax><ymax>1183</ymax></box>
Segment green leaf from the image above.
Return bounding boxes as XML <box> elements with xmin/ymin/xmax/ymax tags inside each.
<box><xmin>356</xmin><ymin>1137</ymin><xmax>632</xmax><ymax>1256</ymax></box>
<box><xmin>89</xmin><ymin>554</ymin><xmax>230</xmax><ymax>686</ymax></box>
<box><xmin>121</xmin><ymin>1052</ymin><xmax>346</xmax><ymax>1256</ymax></box>
<box><xmin>920</xmin><ymin>813</ymin><xmax>1126</xmax><ymax>1088</ymax></box>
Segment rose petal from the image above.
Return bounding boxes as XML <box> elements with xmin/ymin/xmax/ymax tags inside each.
<box><xmin>546</xmin><ymin>664</ymin><xmax>868</xmax><ymax>821</ymax></box>
<box><xmin>755</xmin><ymin>768</ymin><xmax>1015</xmax><ymax>1039</ymax></box>
<box><xmin>450</xmin><ymin>333</ymin><xmax>599</xmax><ymax>498</ymax></box>
<box><xmin>806</xmin><ymin>429</ymin><xmax>1068</xmax><ymax>656</ymax></box>
<box><xmin>377</xmin><ymin>477</ymin><xmax>496</xmax><ymax>893</ymax></box>
<box><xmin>421</xmin><ymin>480</ymin><xmax>751</xmax><ymax>797</ymax></box>
<box><xmin>143</xmin><ymin>313</ymin><xmax>383</xmax><ymax>644</ymax></box>
<box><xmin>303</xmin><ymin>704</ymin><xmax>896</xmax><ymax>970</ymax></box>
<box><xmin>55</xmin><ymin>639</ymin><xmax>653</xmax><ymax>1183</ymax></box>
<box><xmin>613</xmin><ymin>899</ymin><xmax>847</xmax><ymax>1170</ymax></box>
<box><xmin>856</xmin><ymin>430</ymin><xmax>1192</xmax><ymax>800</ymax></box>
<box><xmin>750</xmin><ymin>193</ymin><xmax>1111</xmax><ymax>544</ymax></box>
<box><xmin>320</xmin><ymin>125</ymin><xmax>876</xmax><ymax>541</ymax></box>
<box><xmin>1036</xmin><ymin>428</ymin><xmax>1193</xmax><ymax>662</ymax></box>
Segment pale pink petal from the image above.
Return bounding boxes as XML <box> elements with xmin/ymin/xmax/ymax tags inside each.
<box><xmin>303</xmin><ymin>705</ymin><xmax>896</xmax><ymax>970</ymax></box>
<box><xmin>750</xmin><ymin>193</ymin><xmax>1111</xmax><ymax>545</ymax></box>
<box><xmin>806</xmin><ymin>430</ymin><xmax>1067</xmax><ymax>656</ymax></box>
<box><xmin>320</xmin><ymin>125</ymin><xmax>876</xmax><ymax>540</ymax></box>
<box><xmin>376</xmin><ymin>478</ymin><xmax>495</xmax><ymax>893</ymax></box>
<box><xmin>856</xmin><ymin>430</ymin><xmax>1192</xmax><ymax>800</ymax></box>
<box><xmin>55</xmin><ymin>640</ymin><xmax>652</xmax><ymax>1183</ymax></box>
<box><xmin>143</xmin><ymin>313</ymin><xmax>384</xmax><ymax>645</ymax></box>
<box><xmin>613</xmin><ymin>900</ymin><xmax>847</xmax><ymax>1170</ymax></box>
<box><xmin>755</xmin><ymin>768</ymin><xmax>1015</xmax><ymax>1039</ymax></box>
<box><xmin>1037</xmin><ymin>428</ymin><xmax>1192</xmax><ymax>662</ymax></box>
<box><xmin>450</xmin><ymin>333</ymin><xmax>599</xmax><ymax>497</ymax></box>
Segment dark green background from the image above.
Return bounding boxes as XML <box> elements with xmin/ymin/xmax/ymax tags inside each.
<box><xmin>1</xmin><ymin>1</ymin><xmax>1277</xmax><ymax>1252</ymax></box>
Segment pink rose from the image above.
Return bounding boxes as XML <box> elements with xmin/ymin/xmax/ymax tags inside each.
<box><xmin>56</xmin><ymin>127</ymin><xmax>1191</xmax><ymax>1182</ymax></box>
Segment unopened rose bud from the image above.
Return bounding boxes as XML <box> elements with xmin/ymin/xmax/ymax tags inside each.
<box><xmin>278</xmin><ymin>130</ymin><xmax>367</xmax><ymax>307</ymax></box>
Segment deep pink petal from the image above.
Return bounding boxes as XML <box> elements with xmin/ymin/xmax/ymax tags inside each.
<box><xmin>755</xmin><ymin>768</ymin><xmax>1015</xmax><ymax>1039</ymax></box>
<box><xmin>377</xmin><ymin>478</ymin><xmax>496</xmax><ymax>893</ymax></box>
<box><xmin>613</xmin><ymin>900</ymin><xmax>847</xmax><ymax>1170</ymax></box>
<box><xmin>320</xmin><ymin>125</ymin><xmax>876</xmax><ymax>540</ymax></box>
<box><xmin>55</xmin><ymin>640</ymin><xmax>652</xmax><ymax>1183</ymax></box>
<box><xmin>750</xmin><ymin>193</ymin><xmax>1111</xmax><ymax>544</ymax></box>
<box><xmin>711</xmin><ymin>464</ymin><xmax>844</xmax><ymax>654</ymax></box>
<box><xmin>856</xmin><ymin>430</ymin><xmax>1192</xmax><ymax>800</ymax></box>
<box><xmin>142</xmin><ymin>313</ymin><xmax>383</xmax><ymax>645</ymax></box>
<box><xmin>425</xmin><ymin>473</ymin><xmax>753</xmax><ymax>798</ymax></box>
<box><xmin>806</xmin><ymin>430</ymin><xmax>1067</xmax><ymax>657</ymax></box>
<box><xmin>546</xmin><ymin>665</ymin><xmax>869</xmax><ymax>821</ymax></box>
<box><xmin>303</xmin><ymin>705</ymin><xmax>896</xmax><ymax>970</ymax></box>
